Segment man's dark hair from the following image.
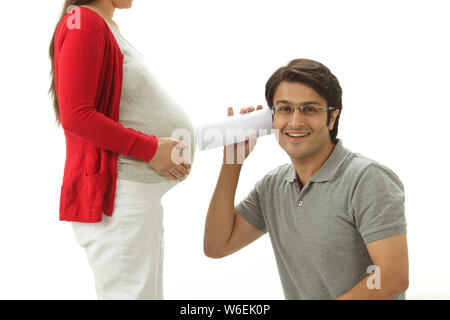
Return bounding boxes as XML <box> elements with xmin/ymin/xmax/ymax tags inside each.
<box><xmin>265</xmin><ymin>58</ymin><xmax>343</xmax><ymax>145</ymax></box>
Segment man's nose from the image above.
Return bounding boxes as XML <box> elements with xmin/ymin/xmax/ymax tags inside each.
<box><xmin>290</xmin><ymin>108</ymin><xmax>305</xmax><ymax>125</ymax></box>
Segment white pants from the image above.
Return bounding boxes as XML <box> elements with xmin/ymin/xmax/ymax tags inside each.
<box><xmin>71</xmin><ymin>178</ymin><xmax>176</xmax><ymax>300</ymax></box>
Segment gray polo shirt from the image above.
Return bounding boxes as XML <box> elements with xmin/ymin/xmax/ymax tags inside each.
<box><xmin>236</xmin><ymin>139</ymin><xmax>407</xmax><ymax>300</ymax></box>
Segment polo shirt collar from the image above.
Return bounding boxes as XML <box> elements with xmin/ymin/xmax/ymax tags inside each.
<box><xmin>286</xmin><ymin>166</ymin><xmax>297</xmax><ymax>183</ymax></box>
<box><xmin>285</xmin><ymin>139</ymin><xmax>352</xmax><ymax>183</ymax></box>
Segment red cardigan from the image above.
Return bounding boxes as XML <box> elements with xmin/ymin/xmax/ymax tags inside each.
<box><xmin>54</xmin><ymin>7</ymin><xmax>158</xmax><ymax>222</ymax></box>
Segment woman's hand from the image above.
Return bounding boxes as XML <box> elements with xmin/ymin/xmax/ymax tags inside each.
<box><xmin>223</xmin><ymin>105</ymin><xmax>263</xmax><ymax>165</ymax></box>
<box><xmin>148</xmin><ymin>137</ymin><xmax>191</xmax><ymax>181</ymax></box>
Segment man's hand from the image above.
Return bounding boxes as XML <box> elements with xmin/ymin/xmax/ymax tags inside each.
<box><xmin>148</xmin><ymin>137</ymin><xmax>191</xmax><ymax>181</ymax></box>
<box><xmin>223</xmin><ymin>105</ymin><xmax>263</xmax><ymax>165</ymax></box>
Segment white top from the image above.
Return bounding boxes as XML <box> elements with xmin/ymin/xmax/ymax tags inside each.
<box><xmin>106</xmin><ymin>22</ymin><xmax>195</xmax><ymax>184</ymax></box>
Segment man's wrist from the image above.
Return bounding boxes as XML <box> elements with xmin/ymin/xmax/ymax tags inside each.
<box><xmin>221</xmin><ymin>162</ymin><xmax>243</xmax><ymax>174</ymax></box>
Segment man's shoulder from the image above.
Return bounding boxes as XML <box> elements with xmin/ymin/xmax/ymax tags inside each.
<box><xmin>344</xmin><ymin>152</ymin><xmax>403</xmax><ymax>187</ymax></box>
<box><xmin>345</xmin><ymin>152</ymin><xmax>377</xmax><ymax>174</ymax></box>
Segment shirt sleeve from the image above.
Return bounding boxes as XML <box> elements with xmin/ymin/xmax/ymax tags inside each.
<box><xmin>351</xmin><ymin>163</ymin><xmax>407</xmax><ymax>244</ymax></box>
<box><xmin>235</xmin><ymin>178</ymin><xmax>267</xmax><ymax>233</ymax></box>
<box><xmin>56</xmin><ymin>13</ymin><xmax>158</xmax><ymax>162</ymax></box>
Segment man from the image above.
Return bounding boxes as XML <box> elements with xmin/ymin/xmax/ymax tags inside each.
<box><xmin>203</xmin><ymin>58</ymin><xmax>409</xmax><ymax>300</ymax></box>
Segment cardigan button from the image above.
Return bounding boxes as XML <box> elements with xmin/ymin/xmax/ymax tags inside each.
<box><xmin>298</xmin><ymin>200</ymin><xmax>303</xmax><ymax>207</ymax></box>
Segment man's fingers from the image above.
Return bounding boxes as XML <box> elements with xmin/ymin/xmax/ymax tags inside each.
<box><xmin>229</xmin><ymin>105</ymin><xmax>263</xmax><ymax>117</ymax></box>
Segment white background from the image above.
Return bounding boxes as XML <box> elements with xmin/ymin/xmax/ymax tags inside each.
<box><xmin>0</xmin><ymin>0</ymin><xmax>449</xmax><ymax>299</ymax></box>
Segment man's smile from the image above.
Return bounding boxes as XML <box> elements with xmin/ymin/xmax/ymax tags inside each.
<box><xmin>284</xmin><ymin>131</ymin><xmax>312</xmax><ymax>141</ymax></box>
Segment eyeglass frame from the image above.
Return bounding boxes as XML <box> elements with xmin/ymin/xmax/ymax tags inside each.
<box><xmin>270</xmin><ymin>104</ymin><xmax>336</xmax><ymax>118</ymax></box>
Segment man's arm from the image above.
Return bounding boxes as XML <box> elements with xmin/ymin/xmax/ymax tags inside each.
<box><xmin>203</xmin><ymin>106</ymin><xmax>265</xmax><ymax>259</ymax></box>
<box><xmin>203</xmin><ymin>163</ymin><xmax>264</xmax><ymax>258</ymax></box>
<box><xmin>336</xmin><ymin>233</ymin><xmax>409</xmax><ymax>300</ymax></box>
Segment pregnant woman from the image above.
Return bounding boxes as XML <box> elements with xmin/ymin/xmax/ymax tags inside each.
<box><xmin>49</xmin><ymin>0</ymin><xmax>195</xmax><ymax>299</ymax></box>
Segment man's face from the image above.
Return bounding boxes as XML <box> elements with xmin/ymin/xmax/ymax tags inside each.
<box><xmin>272</xmin><ymin>81</ymin><xmax>339</xmax><ymax>162</ymax></box>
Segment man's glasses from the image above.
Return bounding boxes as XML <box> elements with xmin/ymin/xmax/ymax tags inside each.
<box><xmin>271</xmin><ymin>104</ymin><xmax>335</xmax><ymax>118</ymax></box>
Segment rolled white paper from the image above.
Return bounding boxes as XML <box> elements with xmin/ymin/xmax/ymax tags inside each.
<box><xmin>195</xmin><ymin>108</ymin><xmax>274</xmax><ymax>151</ymax></box>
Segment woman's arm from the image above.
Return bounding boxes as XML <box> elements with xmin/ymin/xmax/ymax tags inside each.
<box><xmin>56</xmin><ymin>13</ymin><xmax>157</xmax><ymax>162</ymax></box>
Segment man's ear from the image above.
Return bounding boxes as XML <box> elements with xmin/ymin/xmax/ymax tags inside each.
<box><xmin>329</xmin><ymin>109</ymin><xmax>340</xmax><ymax>130</ymax></box>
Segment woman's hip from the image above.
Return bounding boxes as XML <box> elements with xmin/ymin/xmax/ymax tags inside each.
<box><xmin>71</xmin><ymin>178</ymin><xmax>172</xmax><ymax>247</ymax></box>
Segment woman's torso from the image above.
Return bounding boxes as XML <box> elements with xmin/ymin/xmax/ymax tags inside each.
<box><xmin>106</xmin><ymin>22</ymin><xmax>195</xmax><ymax>185</ymax></box>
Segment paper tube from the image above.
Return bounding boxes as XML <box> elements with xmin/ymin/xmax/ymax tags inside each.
<box><xmin>195</xmin><ymin>108</ymin><xmax>274</xmax><ymax>151</ymax></box>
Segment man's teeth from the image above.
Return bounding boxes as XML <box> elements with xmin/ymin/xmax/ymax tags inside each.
<box><xmin>287</xmin><ymin>133</ymin><xmax>310</xmax><ymax>137</ymax></box>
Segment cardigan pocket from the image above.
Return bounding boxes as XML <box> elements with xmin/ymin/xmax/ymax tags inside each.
<box><xmin>79</xmin><ymin>169</ymin><xmax>108</xmax><ymax>207</ymax></box>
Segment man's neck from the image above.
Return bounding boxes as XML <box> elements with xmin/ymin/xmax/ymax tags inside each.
<box><xmin>292</xmin><ymin>141</ymin><xmax>335</xmax><ymax>187</ymax></box>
